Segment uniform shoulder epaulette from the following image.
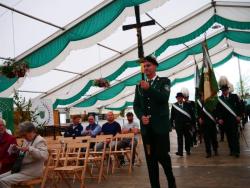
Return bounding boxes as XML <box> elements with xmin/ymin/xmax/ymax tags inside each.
<box><xmin>158</xmin><ymin>77</ymin><xmax>170</xmax><ymax>83</ymax></box>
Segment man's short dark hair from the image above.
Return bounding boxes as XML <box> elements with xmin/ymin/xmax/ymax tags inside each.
<box><xmin>72</xmin><ymin>115</ymin><xmax>81</xmax><ymax>119</ymax></box>
<box><xmin>144</xmin><ymin>55</ymin><xmax>158</xmax><ymax>66</ymax></box>
<box><xmin>126</xmin><ymin>112</ymin><xmax>134</xmax><ymax>117</ymax></box>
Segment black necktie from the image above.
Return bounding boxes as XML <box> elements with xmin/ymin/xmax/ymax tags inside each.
<box><xmin>148</xmin><ymin>80</ymin><xmax>153</xmax><ymax>86</ymax></box>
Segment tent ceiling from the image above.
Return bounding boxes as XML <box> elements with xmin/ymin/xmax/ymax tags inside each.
<box><xmin>1</xmin><ymin>0</ymin><xmax>250</xmax><ymax>112</ymax></box>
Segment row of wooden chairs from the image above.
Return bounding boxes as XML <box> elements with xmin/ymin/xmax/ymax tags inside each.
<box><xmin>15</xmin><ymin>133</ymin><xmax>140</xmax><ymax>188</ymax></box>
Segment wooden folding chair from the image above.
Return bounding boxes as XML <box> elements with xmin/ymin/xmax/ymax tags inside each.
<box><xmin>86</xmin><ymin>136</ymin><xmax>110</xmax><ymax>183</ymax></box>
<box><xmin>54</xmin><ymin>142</ymin><xmax>90</xmax><ymax>188</ymax></box>
<box><xmin>59</xmin><ymin>136</ymin><xmax>90</xmax><ymax>144</ymax></box>
<box><xmin>110</xmin><ymin>133</ymin><xmax>135</xmax><ymax>174</ymax></box>
<box><xmin>95</xmin><ymin>134</ymin><xmax>113</xmax><ymax>174</ymax></box>
<box><xmin>135</xmin><ymin>134</ymin><xmax>142</xmax><ymax>166</ymax></box>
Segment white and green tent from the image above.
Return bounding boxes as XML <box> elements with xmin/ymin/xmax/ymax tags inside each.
<box><xmin>0</xmin><ymin>0</ymin><xmax>250</xmax><ymax>114</ymax></box>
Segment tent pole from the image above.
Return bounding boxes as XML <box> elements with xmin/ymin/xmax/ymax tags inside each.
<box><xmin>0</xmin><ymin>2</ymin><xmax>64</xmax><ymax>30</ymax></box>
<box><xmin>237</xmin><ymin>57</ymin><xmax>244</xmax><ymax>98</ymax></box>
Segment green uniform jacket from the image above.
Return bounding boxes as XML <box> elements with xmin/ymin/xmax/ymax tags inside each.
<box><xmin>133</xmin><ymin>76</ymin><xmax>171</xmax><ymax>135</ymax></box>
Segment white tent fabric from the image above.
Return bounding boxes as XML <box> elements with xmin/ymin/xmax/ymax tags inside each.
<box><xmin>36</xmin><ymin>1</ymin><xmax>250</xmax><ymax>103</ymax></box>
<box><xmin>69</xmin><ymin>33</ymin><xmax>250</xmax><ymax>113</ymax></box>
<box><xmin>1</xmin><ymin>0</ymin><xmax>250</xmax><ymax>112</ymax></box>
<box><xmin>0</xmin><ymin>0</ymin><xmax>167</xmax><ymax>96</ymax></box>
<box><xmin>15</xmin><ymin>0</ymin><xmax>168</xmax><ymax>77</ymax></box>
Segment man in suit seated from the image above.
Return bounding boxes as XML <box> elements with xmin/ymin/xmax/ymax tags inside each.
<box><xmin>0</xmin><ymin>121</ymin><xmax>48</xmax><ymax>188</ymax></box>
<box><xmin>64</xmin><ymin>115</ymin><xmax>83</xmax><ymax>137</ymax></box>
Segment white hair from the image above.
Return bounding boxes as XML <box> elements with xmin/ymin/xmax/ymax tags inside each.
<box><xmin>219</xmin><ymin>76</ymin><xmax>229</xmax><ymax>88</ymax></box>
<box><xmin>181</xmin><ymin>87</ymin><xmax>189</xmax><ymax>97</ymax></box>
<box><xmin>0</xmin><ymin>118</ymin><xmax>6</xmax><ymax>126</ymax></box>
<box><xmin>229</xmin><ymin>83</ymin><xmax>234</xmax><ymax>93</ymax></box>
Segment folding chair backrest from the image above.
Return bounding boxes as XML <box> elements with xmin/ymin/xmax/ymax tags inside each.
<box><xmin>64</xmin><ymin>142</ymin><xmax>90</xmax><ymax>166</ymax></box>
<box><xmin>59</xmin><ymin>136</ymin><xmax>90</xmax><ymax>144</ymax></box>
<box><xmin>47</xmin><ymin>143</ymin><xmax>65</xmax><ymax>167</ymax></box>
<box><xmin>113</xmin><ymin>133</ymin><xmax>135</xmax><ymax>151</ymax></box>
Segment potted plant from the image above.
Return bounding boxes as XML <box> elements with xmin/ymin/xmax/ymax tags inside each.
<box><xmin>93</xmin><ymin>78</ymin><xmax>110</xmax><ymax>88</ymax></box>
<box><xmin>0</xmin><ymin>60</ymin><xmax>29</xmax><ymax>78</ymax></box>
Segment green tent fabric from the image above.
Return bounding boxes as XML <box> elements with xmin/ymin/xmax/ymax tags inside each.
<box><xmin>2</xmin><ymin>12</ymin><xmax>250</xmax><ymax>106</ymax></box>
<box><xmin>105</xmin><ymin>101</ymin><xmax>133</xmax><ymax>111</ymax></box>
<box><xmin>23</xmin><ymin>0</ymin><xmax>150</xmax><ymax>69</ymax></box>
<box><xmin>0</xmin><ymin>0</ymin><xmax>150</xmax><ymax>94</ymax></box>
<box><xmin>54</xmin><ymin>29</ymin><xmax>250</xmax><ymax>108</ymax></box>
<box><xmin>155</xmin><ymin>15</ymin><xmax>250</xmax><ymax>57</ymax></box>
<box><xmin>171</xmin><ymin>52</ymin><xmax>249</xmax><ymax>86</ymax></box>
<box><xmin>0</xmin><ymin>76</ymin><xmax>18</xmax><ymax>93</ymax></box>
<box><xmin>99</xmin><ymin>52</ymin><xmax>250</xmax><ymax>111</ymax></box>
<box><xmin>73</xmin><ymin>30</ymin><xmax>250</xmax><ymax>108</ymax></box>
<box><xmin>0</xmin><ymin>98</ymin><xmax>14</xmax><ymax>133</ymax></box>
<box><xmin>74</xmin><ymin>51</ymin><xmax>250</xmax><ymax>108</ymax></box>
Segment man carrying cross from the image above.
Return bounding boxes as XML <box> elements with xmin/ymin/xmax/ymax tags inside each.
<box><xmin>125</xmin><ymin>5</ymin><xmax>176</xmax><ymax>187</ymax></box>
<box><xmin>133</xmin><ymin>56</ymin><xmax>176</xmax><ymax>188</ymax></box>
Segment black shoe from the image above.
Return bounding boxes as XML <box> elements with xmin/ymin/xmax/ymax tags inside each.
<box><xmin>206</xmin><ymin>153</ymin><xmax>212</xmax><ymax>158</ymax></box>
<box><xmin>169</xmin><ymin>180</ymin><xmax>177</xmax><ymax>188</ymax></box>
<box><xmin>175</xmin><ymin>152</ymin><xmax>183</xmax><ymax>156</ymax></box>
<box><xmin>214</xmin><ymin>151</ymin><xmax>219</xmax><ymax>156</ymax></box>
<box><xmin>120</xmin><ymin>159</ymin><xmax>126</xmax><ymax>167</ymax></box>
<box><xmin>186</xmin><ymin>151</ymin><xmax>191</xmax><ymax>155</ymax></box>
<box><xmin>234</xmin><ymin>153</ymin><xmax>240</xmax><ymax>158</ymax></box>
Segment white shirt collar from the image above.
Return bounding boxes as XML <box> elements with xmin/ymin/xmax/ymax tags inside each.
<box><xmin>147</xmin><ymin>75</ymin><xmax>157</xmax><ymax>82</ymax></box>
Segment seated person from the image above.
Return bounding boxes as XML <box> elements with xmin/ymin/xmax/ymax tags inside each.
<box><xmin>82</xmin><ymin>115</ymin><xmax>101</xmax><ymax>137</ymax></box>
<box><xmin>117</xmin><ymin>112</ymin><xmax>139</xmax><ymax>165</ymax></box>
<box><xmin>64</xmin><ymin>115</ymin><xmax>83</xmax><ymax>137</ymax></box>
<box><xmin>0</xmin><ymin>121</ymin><xmax>48</xmax><ymax>188</ymax></box>
<box><xmin>0</xmin><ymin>118</ymin><xmax>17</xmax><ymax>175</ymax></box>
<box><xmin>96</xmin><ymin>112</ymin><xmax>121</xmax><ymax>150</ymax></box>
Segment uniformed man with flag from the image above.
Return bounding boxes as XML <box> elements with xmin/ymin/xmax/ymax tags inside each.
<box><xmin>216</xmin><ymin>76</ymin><xmax>242</xmax><ymax>158</ymax></box>
<box><xmin>197</xmin><ymin>94</ymin><xmax>218</xmax><ymax>158</ymax></box>
<box><xmin>197</xmin><ymin>41</ymin><xmax>220</xmax><ymax>158</ymax></box>
<box><xmin>133</xmin><ymin>55</ymin><xmax>176</xmax><ymax>188</ymax></box>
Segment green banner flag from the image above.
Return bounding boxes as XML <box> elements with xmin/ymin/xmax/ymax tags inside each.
<box><xmin>0</xmin><ymin>97</ymin><xmax>14</xmax><ymax>132</ymax></box>
<box><xmin>198</xmin><ymin>41</ymin><xmax>219</xmax><ymax>112</ymax></box>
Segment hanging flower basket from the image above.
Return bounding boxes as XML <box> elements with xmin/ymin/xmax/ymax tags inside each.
<box><xmin>0</xmin><ymin>60</ymin><xmax>29</xmax><ymax>78</ymax></box>
<box><xmin>93</xmin><ymin>78</ymin><xmax>110</xmax><ymax>88</ymax></box>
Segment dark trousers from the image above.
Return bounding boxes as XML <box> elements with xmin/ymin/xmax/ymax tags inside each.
<box><xmin>141</xmin><ymin>131</ymin><xmax>175</xmax><ymax>188</ymax></box>
<box><xmin>176</xmin><ymin>124</ymin><xmax>191</xmax><ymax>154</ymax></box>
<box><xmin>219</xmin><ymin>124</ymin><xmax>225</xmax><ymax>141</ymax></box>
<box><xmin>116</xmin><ymin>138</ymin><xmax>138</xmax><ymax>164</ymax></box>
<box><xmin>192</xmin><ymin>124</ymin><xmax>197</xmax><ymax>146</ymax></box>
<box><xmin>224</xmin><ymin>122</ymin><xmax>240</xmax><ymax>154</ymax></box>
<box><xmin>203</xmin><ymin>124</ymin><xmax>218</xmax><ymax>154</ymax></box>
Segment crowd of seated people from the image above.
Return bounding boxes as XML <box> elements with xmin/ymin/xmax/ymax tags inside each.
<box><xmin>0</xmin><ymin>111</ymin><xmax>139</xmax><ymax>187</ymax></box>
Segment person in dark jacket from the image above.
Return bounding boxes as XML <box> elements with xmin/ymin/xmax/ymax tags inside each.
<box><xmin>197</xmin><ymin>97</ymin><xmax>218</xmax><ymax>158</ymax></box>
<box><xmin>216</xmin><ymin>78</ymin><xmax>242</xmax><ymax>158</ymax></box>
<box><xmin>64</xmin><ymin>115</ymin><xmax>83</xmax><ymax>137</ymax></box>
<box><xmin>134</xmin><ymin>55</ymin><xmax>176</xmax><ymax>188</ymax></box>
<box><xmin>170</xmin><ymin>92</ymin><xmax>195</xmax><ymax>156</ymax></box>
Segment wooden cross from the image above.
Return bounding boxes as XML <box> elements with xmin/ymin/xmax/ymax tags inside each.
<box><xmin>123</xmin><ymin>5</ymin><xmax>155</xmax><ymax>80</ymax></box>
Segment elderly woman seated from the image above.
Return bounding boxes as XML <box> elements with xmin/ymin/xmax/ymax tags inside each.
<box><xmin>0</xmin><ymin>121</ymin><xmax>48</xmax><ymax>188</ymax></box>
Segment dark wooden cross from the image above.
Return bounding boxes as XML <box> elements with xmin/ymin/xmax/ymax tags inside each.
<box><xmin>123</xmin><ymin>5</ymin><xmax>155</xmax><ymax>80</ymax></box>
